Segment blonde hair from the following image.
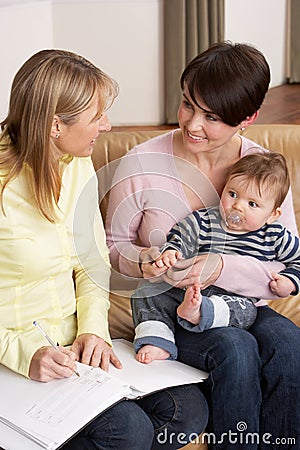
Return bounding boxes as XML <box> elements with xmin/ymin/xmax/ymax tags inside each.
<box><xmin>227</xmin><ymin>152</ymin><xmax>290</xmax><ymax>209</ymax></box>
<box><xmin>0</xmin><ymin>49</ymin><xmax>118</xmax><ymax>221</ymax></box>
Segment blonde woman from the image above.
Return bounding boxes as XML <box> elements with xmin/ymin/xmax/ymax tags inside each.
<box><xmin>0</xmin><ymin>49</ymin><xmax>208</xmax><ymax>449</ymax></box>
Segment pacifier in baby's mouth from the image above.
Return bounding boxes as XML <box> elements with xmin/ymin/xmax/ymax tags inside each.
<box><xmin>225</xmin><ymin>211</ymin><xmax>243</xmax><ymax>226</ymax></box>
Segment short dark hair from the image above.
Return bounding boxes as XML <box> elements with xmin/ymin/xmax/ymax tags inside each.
<box><xmin>227</xmin><ymin>152</ymin><xmax>290</xmax><ymax>209</ymax></box>
<box><xmin>180</xmin><ymin>41</ymin><xmax>270</xmax><ymax>126</ymax></box>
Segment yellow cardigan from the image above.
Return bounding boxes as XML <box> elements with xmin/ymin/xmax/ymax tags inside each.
<box><xmin>0</xmin><ymin>156</ymin><xmax>111</xmax><ymax>377</ymax></box>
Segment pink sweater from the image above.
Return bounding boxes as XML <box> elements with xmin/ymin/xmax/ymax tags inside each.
<box><xmin>106</xmin><ymin>130</ymin><xmax>297</xmax><ymax>300</ymax></box>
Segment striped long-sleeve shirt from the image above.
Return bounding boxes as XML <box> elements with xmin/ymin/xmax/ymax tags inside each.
<box><xmin>161</xmin><ymin>206</ymin><xmax>300</xmax><ymax>295</ymax></box>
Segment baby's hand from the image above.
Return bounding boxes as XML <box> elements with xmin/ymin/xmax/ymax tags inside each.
<box><xmin>269</xmin><ymin>272</ymin><xmax>295</xmax><ymax>297</ymax></box>
<box><xmin>153</xmin><ymin>250</ymin><xmax>181</xmax><ymax>269</ymax></box>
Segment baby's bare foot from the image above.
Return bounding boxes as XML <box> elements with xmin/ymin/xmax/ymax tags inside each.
<box><xmin>177</xmin><ymin>285</ymin><xmax>202</xmax><ymax>325</ymax></box>
<box><xmin>136</xmin><ymin>345</ymin><xmax>170</xmax><ymax>364</ymax></box>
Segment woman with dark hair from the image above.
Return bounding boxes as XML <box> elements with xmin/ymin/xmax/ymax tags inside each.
<box><xmin>106</xmin><ymin>42</ymin><xmax>300</xmax><ymax>449</ymax></box>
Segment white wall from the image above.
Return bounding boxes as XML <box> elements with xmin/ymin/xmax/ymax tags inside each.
<box><xmin>52</xmin><ymin>0</ymin><xmax>164</xmax><ymax>126</ymax></box>
<box><xmin>225</xmin><ymin>0</ymin><xmax>287</xmax><ymax>87</ymax></box>
<box><xmin>0</xmin><ymin>0</ymin><xmax>53</xmax><ymax>122</ymax></box>
<box><xmin>0</xmin><ymin>0</ymin><xmax>164</xmax><ymax>125</ymax></box>
<box><xmin>0</xmin><ymin>0</ymin><xmax>287</xmax><ymax>125</ymax></box>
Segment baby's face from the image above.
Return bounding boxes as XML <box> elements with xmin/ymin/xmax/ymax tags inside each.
<box><xmin>219</xmin><ymin>175</ymin><xmax>280</xmax><ymax>233</ymax></box>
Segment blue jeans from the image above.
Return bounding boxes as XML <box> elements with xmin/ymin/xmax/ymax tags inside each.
<box><xmin>61</xmin><ymin>384</ymin><xmax>208</xmax><ymax>449</ymax></box>
<box><xmin>175</xmin><ymin>306</ymin><xmax>300</xmax><ymax>449</ymax></box>
<box><xmin>132</xmin><ymin>282</ymin><xmax>258</xmax><ymax>359</ymax></box>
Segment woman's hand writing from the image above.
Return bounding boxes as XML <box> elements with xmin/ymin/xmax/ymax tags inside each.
<box><xmin>71</xmin><ymin>333</ymin><xmax>122</xmax><ymax>372</ymax></box>
<box><xmin>162</xmin><ymin>253</ymin><xmax>223</xmax><ymax>289</ymax></box>
<box><xmin>29</xmin><ymin>346</ymin><xmax>77</xmax><ymax>382</ymax></box>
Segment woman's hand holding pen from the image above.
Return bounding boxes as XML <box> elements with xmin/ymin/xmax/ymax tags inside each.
<box><xmin>71</xmin><ymin>333</ymin><xmax>122</xmax><ymax>372</ymax></box>
<box><xmin>29</xmin><ymin>346</ymin><xmax>78</xmax><ymax>382</ymax></box>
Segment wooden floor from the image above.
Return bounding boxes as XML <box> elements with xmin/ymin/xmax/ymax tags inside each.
<box><xmin>112</xmin><ymin>83</ymin><xmax>300</xmax><ymax>131</ymax></box>
<box><xmin>256</xmin><ymin>83</ymin><xmax>300</xmax><ymax>125</ymax></box>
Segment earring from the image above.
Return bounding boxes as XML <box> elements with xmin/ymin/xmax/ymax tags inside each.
<box><xmin>55</xmin><ymin>133</ymin><xmax>60</xmax><ymax>138</ymax></box>
<box><xmin>241</xmin><ymin>127</ymin><xmax>245</xmax><ymax>132</ymax></box>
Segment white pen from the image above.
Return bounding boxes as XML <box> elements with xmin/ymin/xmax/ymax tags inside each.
<box><xmin>33</xmin><ymin>320</ymin><xmax>80</xmax><ymax>377</ymax></box>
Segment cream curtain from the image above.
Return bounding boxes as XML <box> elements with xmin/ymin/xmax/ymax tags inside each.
<box><xmin>164</xmin><ymin>0</ymin><xmax>224</xmax><ymax>124</ymax></box>
<box><xmin>286</xmin><ymin>0</ymin><xmax>300</xmax><ymax>83</ymax></box>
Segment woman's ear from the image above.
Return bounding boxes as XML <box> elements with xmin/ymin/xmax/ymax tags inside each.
<box><xmin>240</xmin><ymin>111</ymin><xmax>259</xmax><ymax>130</ymax></box>
<box><xmin>51</xmin><ymin>116</ymin><xmax>61</xmax><ymax>139</ymax></box>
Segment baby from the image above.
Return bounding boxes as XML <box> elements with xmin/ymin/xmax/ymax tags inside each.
<box><xmin>131</xmin><ymin>152</ymin><xmax>300</xmax><ymax>363</ymax></box>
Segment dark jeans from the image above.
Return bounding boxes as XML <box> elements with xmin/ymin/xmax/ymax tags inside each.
<box><xmin>131</xmin><ymin>282</ymin><xmax>258</xmax><ymax>359</ymax></box>
<box><xmin>176</xmin><ymin>306</ymin><xmax>300</xmax><ymax>449</ymax></box>
<box><xmin>61</xmin><ymin>383</ymin><xmax>208</xmax><ymax>449</ymax></box>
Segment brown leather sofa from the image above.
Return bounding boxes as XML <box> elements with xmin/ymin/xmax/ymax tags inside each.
<box><xmin>92</xmin><ymin>124</ymin><xmax>300</xmax><ymax>449</ymax></box>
